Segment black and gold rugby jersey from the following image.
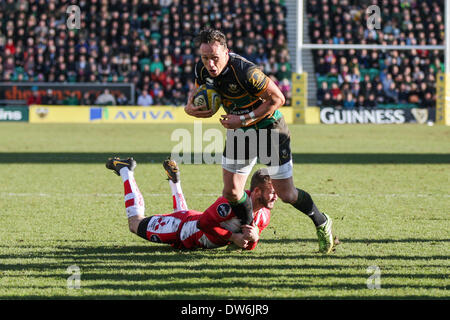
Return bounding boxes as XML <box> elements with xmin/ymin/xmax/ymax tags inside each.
<box><xmin>194</xmin><ymin>52</ymin><xmax>283</xmax><ymax>130</ymax></box>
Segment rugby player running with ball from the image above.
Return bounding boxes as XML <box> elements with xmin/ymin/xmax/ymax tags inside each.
<box><xmin>184</xmin><ymin>29</ymin><xmax>337</xmax><ymax>254</ymax></box>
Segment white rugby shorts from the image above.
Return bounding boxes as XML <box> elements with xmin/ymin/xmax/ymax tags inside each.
<box><xmin>222</xmin><ymin>156</ymin><xmax>293</xmax><ymax>179</ymax></box>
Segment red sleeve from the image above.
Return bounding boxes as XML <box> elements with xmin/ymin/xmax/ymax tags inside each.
<box><xmin>197</xmin><ymin>197</ymin><xmax>235</xmax><ymax>241</ymax></box>
<box><xmin>245</xmin><ymin>240</ymin><xmax>258</xmax><ymax>250</ymax></box>
<box><xmin>255</xmin><ymin>208</ymin><xmax>271</xmax><ymax>232</ymax></box>
<box><xmin>244</xmin><ymin>209</ymin><xmax>271</xmax><ymax>250</ymax></box>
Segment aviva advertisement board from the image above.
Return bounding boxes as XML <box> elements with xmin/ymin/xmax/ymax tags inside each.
<box><xmin>29</xmin><ymin>105</ymin><xmax>293</xmax><ymax>124</ymax></box>
<box><xmin>88</xmin><ymin>106</ymin><xmax>225</xmax><ymax>123</ymax></box>
<box><xmin>29</xmin><ymin>106</ymin><xmax>223</xmax><ymax>123</ymax></box>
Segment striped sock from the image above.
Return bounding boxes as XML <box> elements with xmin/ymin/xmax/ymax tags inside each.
<box><xmin>169</xmin><ymin>180</ymin><xmax>188</xmax><ymax>212</ymax></box>
<box><xmin>119</xmin><ymin>167</ymin><xmax>145</xmax><ymax>218</ymax></box>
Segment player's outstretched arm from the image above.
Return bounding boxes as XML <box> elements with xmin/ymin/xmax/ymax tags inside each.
<box><xmin>184</xmin><ymin>88</ymin><xmax>214</xmax><ymax>118</ymax></box>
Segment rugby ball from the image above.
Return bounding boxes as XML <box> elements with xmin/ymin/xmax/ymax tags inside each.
<box><xmin>193</xmin><ymin>84</ymin><xmax>222</xmax><ymax>114</ymax></box>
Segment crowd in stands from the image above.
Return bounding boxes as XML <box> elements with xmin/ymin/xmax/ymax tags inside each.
<box><xmin>308</xmin><ymin>0</ymin><xmax>443</xmax><ymax>110</ymax></box>
<box><xmin>0</xmin><ymin>0</ymin><xmax>292</xmax><ymax>106</ymax></box>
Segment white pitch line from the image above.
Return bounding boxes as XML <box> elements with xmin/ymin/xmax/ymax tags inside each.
<box><xmin>313</xmin><ymin>193</ymin><xmax>450</xmax><ymax>198</ymax></box>
<box><xmin>1</xmin><ymin>192</ymin><xmax>449</xmax><ymax>198</ymax></box>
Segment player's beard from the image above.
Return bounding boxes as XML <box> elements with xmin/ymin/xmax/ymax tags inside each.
<box><xmin>258</xmin><ymin>195</ymin><xmax>275</xmax><ymax>210</ymax></box>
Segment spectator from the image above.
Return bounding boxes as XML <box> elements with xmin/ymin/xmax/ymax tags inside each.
<box><xmin>317</xmin><ymin>81</ymin><xmax>328</xmax><ymax>105</ymax></box>
<box><xmin>95</xmin><ymin>89</ymin><xmax>116</xmax><ymax>106</ymax></box>
<box><xmin>80</xmin><ymin>92</ymin><xmax>96</xmax><ymax>105</ymax></box>
<box><xmin>322</xmin><ymin>92</ymin><xmax>334</xmax><ymax>107</ymax></box>
<box><xmin>151</xmin><ymin>67</ymin><xmax>167</xmax><ymax>86</ymax></box>
<box><xmin>64</xmin><ymin>92</ymin><xmax>79</xmax><ymax>105</ymax></box>
<box><xmin>365</xmin><ymin>93</ymin><xmax>377</xmax><ymax>108</ymax></box>
<box><xmin>137</xmin><ymin>90</ymin><xmax>154</xmax><ymax>106</ymax></box>
<box><xmin>116</xmin><ymin>92</ymin><xmax>129</xmax><ymax>106</ymax></box>
<box><xmin>315</xmin><ymin>57</ymin><xmax>330</xmax><ymax>75</ymax></box>
<box><xmin>0</xmin><ymin>1</ymin><xmax>291</xmax><ymax>107</ymax></box>
<box><xmin>431</xmin><ymin>57</ymin><xmax>444</xmax><ymax>73</ymax></box>
<box><xmin>337</xmin><ymin>65</ymin><xmax>351</xmax><ymax>85</ymax></box>
<box><xmin>355</xmin><ymin>95</ymin><xmax>366</xmax><ymax>108</ymax></box>
<box><xmin>330</xmin><ymin>82</ymin><xmax>341</xmax><ymax>99</ymax></box>
<box><xmin>98</xmin><ymin>56</ymin><xmax>112</xmax><ymax>78</ymax></box>
<box><xmin>309</xmin><ymin>0</ymin><xmax>443</xmax><ymax>109</ymax></box>
<box><xmin>278</xmin><ymin>78</ymin><xmax>292</xmax><ymax>106</ymax></box>
<box><xmin>360</xmin><ymin>82</ymin><xmax>373</xmax><ymax>99</ymax></box>
<box><xmin>42</xmin><ymin>89</ymin><xmax>57</xmax><ymax>105</ymax></box>
<box><xmin>349</xmin><ymin>67</ymin><xmax>361</xmax><ymax>84</ymax></box>
<box><xmin>149</xmin><ymin>82</ymin><xmax>164</xmax><ymax>101</ymax></box>
<box><xmin>343</xmin><ymin>93</ymin><xmax>355</xmax><ymax>109</ymax></box>
<box><xmin>408</xmin><ymin>83</ymin><xmax>421</xmax><ymax>104</ymax></box>
<box><xmin>27</xmin><ymin>88</ymin><xmax>42</xmax><ymax>105</ymax></box>
<box><xmin>150</xmin><ymin>55</ymin><xmax>164</xmax><ymax>73</ymax></box>
<box><xmin>276</xmin><ymin>63</ymin><xmax>290</xmax><ymax>82</ymax></box>
<box><xmin>374</xmin><ymin>83</ymin><xmax>387</xmax><ymax>105</ymax></box>
<box><xmin>382</xmin><ymin>72</ymin><xmax>394</xmax><ymax>91</ymax></box>
<box><xmin>333</xmin><ymin>92</ymin><xmax>343</xmax><ymax>108</ymax></box>
<box><xmin>421</xmin><ymin>92</ymin><xmax>434</xmax><ymax>109</ymax></box>
<box><xmin>385</xmin><ymin>82</ymin><xmax>399</xmax><ymax>104</ymax></box>
<box><xmin>398</xmin><ymin>83</ymin><xmax>410</xmax><ymax>104</ymax></box>
<box><xmin>351</xmin><ymin>83</ymin><xmax>361</xmax><ymax>98</ymax></box>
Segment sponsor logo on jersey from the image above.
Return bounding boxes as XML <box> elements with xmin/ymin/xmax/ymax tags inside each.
<box><xmin>249</xmin><ymin>68</ymin><xmax>266</xmax><ymax>90</ymax></box>
<box><xmin>217</xmin><ymin>203</ymin><xmax>231</xmax><ymax>217</ymax></box>
<box><xmin>150</xmin><ymin>235</ymin><xmax>161</xmax><ymax>243</ymax></box>
<box><xmin>228</xmin><ymin>83</ymin><xmax>239</xmax><ymax>93</ymax></box>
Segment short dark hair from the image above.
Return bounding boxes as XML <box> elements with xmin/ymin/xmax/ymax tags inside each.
<box><xmin>194</xmin><ymin>29</ymin><xmax>227</xmax><ymax>48</ymax></box>
<box><xmin>250</xmin><ymin>168</ymin><xmax>271</xmax><ymax>192</ymax></box>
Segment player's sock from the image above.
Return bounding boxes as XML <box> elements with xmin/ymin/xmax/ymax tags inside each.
<box><xmin>292</xmin><ymin>188</ymin><xmax>327</xmax><ymax>227</ymax></box>
<box><xmin>229</xmin><ymin>192</ymin><xmax>253</xmax><ymax>225</ymax></box>
<box><xmin>169</xmin><ymin>180</ymin><xmax>188</xmax><ymax>211</ymax></box>
<box><xmin>119</xmin><ymin>167</ymin><xmax>145</xmax><ymax>218</ymax></box>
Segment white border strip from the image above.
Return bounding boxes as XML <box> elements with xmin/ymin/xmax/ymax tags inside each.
<box><xmin>300</xmin><ymin>44</ymin><xmax>445</xmax><ymax>50</ymax></box>
<box><xmin>1</xmin><ymin>192</ymin><xmax>448</xmax><ymax>198</ymax></box>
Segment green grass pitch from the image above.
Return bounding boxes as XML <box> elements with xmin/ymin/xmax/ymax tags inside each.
<box><xmin>0</xmin><ymin>122</ymin><xmax>448</xmax><ymax>299</ymax></box>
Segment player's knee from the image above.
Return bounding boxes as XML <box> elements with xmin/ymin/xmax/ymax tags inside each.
<box><xmin>128</xmin><ymin>222</ymin><xmax>138</xmax><ymax>234</ymax></box>
<box><xmin>128</xmin><ymin>223</ymin><xmax>137</xmax><ymax>234</ymax></box>
<box><xmin>222</xmin><ymin>188</ymin><xmax>241</xmax><ymax>203</ymax></box>
<box><xmin>128</xmin><ymin>215</ymin><xmax>144</xmax><ymax>234</ymax></box>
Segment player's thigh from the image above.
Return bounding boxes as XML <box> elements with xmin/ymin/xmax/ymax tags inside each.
<box><xmin>260</xmin><ymin>117</ymin><xmax>292</xmax><ymax>167</ymax></box>
<box><xmin>271</xmin><ymin>176</ymin><xmax>298</xmax><ymax>204</ymax></box>
<box><xmin>136</xmin><ymin>213</ymin><xmax>183</xmax><ymax>244</ymax></box>
<box><xmin>222</xmin><ymin>168</ymin><xmax>249</xmax><ymax>201</ymax></box>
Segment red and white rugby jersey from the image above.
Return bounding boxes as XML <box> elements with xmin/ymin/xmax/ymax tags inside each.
<box><xmin>147</xmin><ymin>192</ymin><xmax>271</xmax><ymax>250</ymax></box>
<box><xmin>196</xmin><ymin>191</ymin><xmax>271</xmax><ymax>250</ymax></box>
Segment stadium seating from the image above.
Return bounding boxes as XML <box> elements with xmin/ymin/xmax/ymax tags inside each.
<box><xmin>0</xmin><ymin>0</ymin><xmax>291</xmax><ymax>106</ymax></box>
<box><xmin>307</xmin><ymin>0</ymin><xmax>443</xmax><ymax>109</ymax></box>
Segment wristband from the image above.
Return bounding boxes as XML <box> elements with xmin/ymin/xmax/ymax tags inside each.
<box><xmin>240</xmin><ymin>115</ymin><xmax>247</xmax><ymax>126</ymax></box>
<box><xmin>249</xmin><ymin>111</ymin><xmax>256</xmax><ymax>121</ymax></box>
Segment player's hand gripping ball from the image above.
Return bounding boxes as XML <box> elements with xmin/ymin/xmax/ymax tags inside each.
<box><xmin>193</xmin><ymin>84</ymin><xmax>222</xmax><ymax>114</ymax></box>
